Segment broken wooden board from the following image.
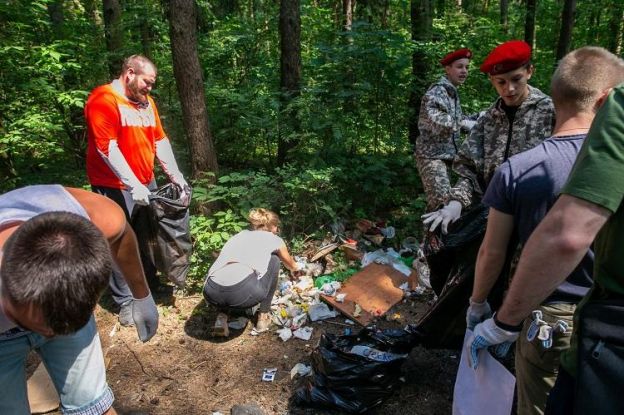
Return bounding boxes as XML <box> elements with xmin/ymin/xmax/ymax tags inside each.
<box><xmin>321</xmin><ymin>263</ymin><xmax>416</xmax><ymax>326</ymax></box>
<box><xmin>28</xmin><ymin>363</ymin><xmax>60</xmax><ymax>414</ymax></box>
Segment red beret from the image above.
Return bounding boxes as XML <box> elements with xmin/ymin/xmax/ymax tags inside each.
<box><xmin>480</xmin><ymin>40</ymin><xmax>532</xmax><ymax>75</ymax></box>
<box><xmin>440</xmin><ymin>48</ymin><xmax>473</xmax><ymax>66</ymax></box>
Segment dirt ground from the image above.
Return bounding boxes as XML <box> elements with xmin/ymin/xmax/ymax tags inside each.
<box><xmin>63</xmin><ymin>286</ymin><xmax>457</xmax><ymax>415</ymax></box>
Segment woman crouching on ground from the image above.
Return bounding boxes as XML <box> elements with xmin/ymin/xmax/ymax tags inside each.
<box><xmin>203</xmin><ymin>208</ymin><xmax>301</xmax><ymax>337</ymax></box>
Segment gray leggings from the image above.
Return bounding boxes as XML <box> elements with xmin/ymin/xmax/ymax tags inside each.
<box><xmin>203</xmin><ymin>255</ymin><xmax>280</xmax><ymax>313</ymax></box>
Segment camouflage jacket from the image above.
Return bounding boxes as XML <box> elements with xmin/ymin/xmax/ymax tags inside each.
<box><xmin>449</xmin><ymin>85</ymin><xmax>555</xmax><ymax>207</ymax></box>
<box><xmin>415</xmin><ymin>76</ymin><xmax>472</xmax><ymax>160</ymax></box>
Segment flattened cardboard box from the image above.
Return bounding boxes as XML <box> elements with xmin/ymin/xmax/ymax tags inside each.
<box><xmin>321</xmin><ymin>263</ymin><xmax>415</xmax><ymax>325</ymax></box>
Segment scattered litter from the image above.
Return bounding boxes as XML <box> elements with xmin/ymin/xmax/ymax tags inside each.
<box><xmin>250</xmin><ymin>326</ymin><xmax>270</xmax><ymax>336</ymax></box>
<box><xmin>109</xmin><ymin>323</ymin><xmax>119</xmax><ymax>338</ymax></box>
<box><xmin>304</xmin><ymin>262</ymin><xmax>324</xmax><ymax>277</ymax></box>
<box><xmin>277</xmin><ymin>328</ymin><xmax>293</xmax><ymax>342</ymax></box>
<box><xmin>353</xmin><ymin>304</ymin><xmax>362</xmax><ymax>318</ymax></box>
<box><xmin>399</xmin><ymin>282</ymin><xmax>409</xmax><ymax>291</ymax></box>
<box><xmin>292</xmin><ymin>313</ymin><xmax>308</xmax><ymax>329</ymax></box>
<box><xmin>344</xmin><ymin>328</ymin><xmax>352</xmax><ymax>335</ymax></box>
<box><xmin>362</xmin><ymin>249</ymin><xmax>412</xmax><ymax>277</ymax></box>
<box><xmin>308</xmin><ymin>303</ymin><xmax>338</xmax><ymax>321</ymax></box>
<box><xmin>402</xmin><ymin>236</ymin><xmax>419</xmax><ymax>251</ymax></box>
<box><xmin>293</xmin><ymin>327</ymin><xmax>313</xmax><ymax>341</ymax></box>
<box><xmin>349</xmin><ymin>345</ymin><xmax>408</xmax><ymax>362</ymax></box>
<box><xmin>290</xmin><ymin>363</ymin><xmax>312</xmax><ymax>379</ymax></box>
<box><xmin>228</xmin><ymin>317</ymin><xmax>248</xmax><ymax>330</ymax></box>
<box><xmin>380</xmin><ymin>226</ymin><xmax>395</xmax><ymax>239</ymax></box>
<box><xmin>335</xmin><ymin>293</ymin><xmax>346</xmax><ymax>303</ymax></box>
<box><xmin>321</xmin><ymin>283</ymin><xmax>336</xmax><ymax>296</ymax></box>
<box><xmin>345</xmin><ymin>319</ymin><xmax>355</xmax><ymax>325</ymax></box>
<box><xmin>386</xmin><ymin>313</ymin><xmax>401</xmax><ymax>322</ymax></box>
<box><xmin>310</xmin><ymin>242</ymin><xmax>339</xmax><ymax>262</ymax></box>
<box><xmin>413</xmin><ymin>256</ymin><xmax>431</xmax><ymax>289</ymax></box>
<box><xmin>295</xmin><ymin>276</ymin><xmax>314</xmax><ymax>291</ymax></box>
<box><xmin>262</xmin><ymin>368</ymin><xmax>277</xmax><ymax>382</ymax></box>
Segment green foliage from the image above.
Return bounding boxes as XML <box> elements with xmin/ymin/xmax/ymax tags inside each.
<box><xmin>187</xmin><ymin>209</ymin><xmax>248</xmax><ymax>289</ymax></box>
<box><xmin>1</xmin><ymin>0</ymin><xmax>620</xmax><ymax>295</ymax></box>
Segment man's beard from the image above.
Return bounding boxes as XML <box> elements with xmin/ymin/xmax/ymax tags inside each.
<box><xmin>127</xmin><ymin>78</ymin><xmax>148</xmax><ymax>103</ymax></box>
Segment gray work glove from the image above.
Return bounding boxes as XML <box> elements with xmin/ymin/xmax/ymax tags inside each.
<box><xmin>466</xmin><ymin>298</ymin><xmax>492</xmax><ymax>330</ymax></box>
<box><xmin>468</xmin><ymin>317</ymin><xmax>519</xmax><ymax>369</ymax></box>
<box><xmin>132</xmin><ymin>293</ymin><xmax>159</xmax><ymax>342</ymax></box>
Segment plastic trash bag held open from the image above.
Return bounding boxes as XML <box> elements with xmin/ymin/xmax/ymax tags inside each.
<box><xmin>132</xmin><ymin>183</ymin><xmax>193</xmax><ymax>288</ymax></box>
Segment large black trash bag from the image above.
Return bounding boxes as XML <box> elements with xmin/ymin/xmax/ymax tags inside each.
<box><xmin>413</xmin><ymin>204</ymin><xmax>515</xmax><ymax>349</ymax></box>
<box><xmin>294</xmin><ymin>327</ymin><xmax>417</xmax><ymax>413</ymax></box>
<box><xmin>132</xmin><ymin>183</ymin><xmax>192</xmax><ymax>288</ymax></box>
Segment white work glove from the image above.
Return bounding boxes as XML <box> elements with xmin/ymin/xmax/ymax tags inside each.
<box><xmin>155</xmin><ymin>137</ymin><xmax>189</xmax><ymax>197</ymax></box>
<box><xmin>421</xmin><ymin>200</ymin><xmax>463</xmax><ymax>234</ymax></box>
<box><xmin>103</xmin><ymin>140</ymin><xmax>151</xmax><ymax>205</ymax></box>
<box><xmin>132</xmin><ymin>293</ymin><xmax>159</xmax><ymax>342</ymax></box>
<box><xmin>128</xmin><ymin>182</ymin><xmax>151</xmax><ymax>206</ymax></box>
<box><xmin>468</xmin><ymin>317</ymin><xmax>520</xmax><ymax>369</ymax></box>
<box><xmin>460</xmin><ymin>119</ymin><xmax>477</xmax><ymax>130</ymax></box>
<box><xmin>466</xmin><ymin>298</ymin><xmax>492</xmax><ymax>330</ymax></box>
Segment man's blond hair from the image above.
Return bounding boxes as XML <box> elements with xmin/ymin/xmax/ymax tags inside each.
<box><xmin>551</xmin><ymin>47</ymin><xmax>624</xmax><ymax>113</ymax></box>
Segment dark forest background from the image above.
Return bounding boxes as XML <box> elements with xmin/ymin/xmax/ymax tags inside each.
<box><xmin>1</xmin><ymin>0</ymin><xmax>621</xmax><ymax>285</ymax></box>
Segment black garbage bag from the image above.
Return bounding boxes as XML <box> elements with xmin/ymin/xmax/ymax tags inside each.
<box><xmin>132</xmin><ymin>183</ymin><xmax>192</xmax><ymax>288</ymax></box>
<box><xmin>413</xmin><ymin>204</ymin><xmax>516</xmax><ymax>349</ymax></box>
<box><xmin>294</xmin><ymin>327</ymin><xmax>417</xmax><ymax>413</ymax></box>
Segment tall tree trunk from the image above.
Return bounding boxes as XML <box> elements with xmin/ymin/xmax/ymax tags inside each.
<box><xmin>167</xmin><ymin>0</ymin><xmax>219</xmax><ymax>181</ymax></box>
<box><xmin>436</xmin><ymin>0</ymin><xmax>445</xmax><ymax>18</ymax></box>
<box><xmin>343</xmin><ymin>0</ymin><xmax>353</xmax><ymax>31</ymax></box>
<box><xmin>103</xmin><ymin>0</ymin><xmax>123</xmax><ymax>77</ymax></box>
<box><xmin>408</xmin><ymin>0</ymin><xmax>433</xmax><ymax>148</ymax></box>
<box><xmin>500</xmin><ymin>0</ymin><xmax>509</xmax><ymax>31</ymax></box>
<box><xmin>140</xmin><ymin>17</ymin><xmax>153</xmax><ymax>59</ymax></box>
<box><xmin>276</xmin><ymin>0</ymin><xmax>302</xmax><ymax>166</ymax></box>
<box><xmin>555</xmin><ymin>0</ymin><xmax>576</xmax><ymax>62</ymax></box>
<box><xmin>381</xmin><ymin>0</ymin><xmax>390</xmax><ymax>28</ymax></box>
<box><xmin>84</xmin><ymin>0</ymin><xmax>103</xmax><ymax>27</ymax></box>
<box><xmin>47</xmin><ymin>0</ymin><xmax>64</xmax><ymax>39</ymax></box>
<box><xmin>524</xmin><ymin>0</ymin><xmax>537</xmax><ymax>49</ymax></box>
<box><xmin>607</xmin><ymin>1</ymin><xmax>624</xmax><ymax>54</ymax></box>
<box><xmin>589</xmin><ymin>6</ymin><xmax>602</xmax><ymax>43</ymax></box>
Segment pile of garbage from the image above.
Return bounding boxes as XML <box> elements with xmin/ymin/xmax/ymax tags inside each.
<box><xmin>264</xmin><ymin>217</ymin><xmax>431</xmax><ymax>341</ymax></box>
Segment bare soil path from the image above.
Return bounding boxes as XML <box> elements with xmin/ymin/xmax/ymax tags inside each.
<box><xmin>42</xmin><ymin>289</ymin><xmax>457</xmax><ymax>415</ymax></box>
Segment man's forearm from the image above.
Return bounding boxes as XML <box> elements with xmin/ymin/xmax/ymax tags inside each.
<box><xmin>109</xmin><ymin>222</ymin><xmax>150</xmax><ymax>299</ymax></box>
<box><xmin>472</xmin><ymin>249</ymin><xmax>507</xmax><ymax>303</ymax></box>
<box><xmin>496</xmin><ymin>195</ymin><xmax>608</xmax><ymax>326</ymax></box>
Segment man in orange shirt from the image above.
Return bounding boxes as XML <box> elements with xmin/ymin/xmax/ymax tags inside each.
<box><xmin>85</xmin><ymin>54</ymin><xmax>188</xmax><ymax>324</ymax></box>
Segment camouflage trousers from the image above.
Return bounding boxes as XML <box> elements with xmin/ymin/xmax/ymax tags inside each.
<box><xmin>415</xmin><ymin>156</ymin><xmax>453</xmax><ymax>211</ymax></box>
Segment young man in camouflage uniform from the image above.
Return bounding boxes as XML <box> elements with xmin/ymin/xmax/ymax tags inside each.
<box><xmin>466</xmin><ymin>47</ymin><xmax>624</xmax><ymax>415</ymax></box>
<box><xmin>415</xmin><ymin>48</ymin><xmax>478</xmax><ymax>211</ymax></box>
<box><xmin>423</xmin><ymin>40</ymin><xmax>556</xmax><ymax>233</ymax></box>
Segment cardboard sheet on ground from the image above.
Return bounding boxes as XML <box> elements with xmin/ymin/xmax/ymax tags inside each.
<box><xmin>28</xmin><ymin>363</ymin><xmax>60</xmax><ymax>414</ymax></box>
<box><xmin>452</xmin><ymin>330</ymin><xmax>515</xmax><ymax>415</ymax></box>
<box><xmin>321</xmin><ymin>263</ymin><xmax>415</xmax><ymax>325</ymax></box>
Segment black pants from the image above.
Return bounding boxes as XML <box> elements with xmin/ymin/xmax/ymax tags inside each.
<box><xmin>91</xmin><ymin>182</ymin><xmax>157</xmax><ymax>306</ymax></box>
<box><xmin>203</xmin><ymin>255</ymin><xmax>280</xmax><ymax>313</ymax></box>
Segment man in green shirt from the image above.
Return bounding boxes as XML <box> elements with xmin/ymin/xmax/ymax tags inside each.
<box><xmin>467</xmin><ymin>82</ymin><xmax>624</xmax><ymax>413</ymax></box>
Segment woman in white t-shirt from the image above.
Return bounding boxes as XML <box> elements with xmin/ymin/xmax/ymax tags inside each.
<box><xmin>203</xmin><ymin>208</ymin><xmax>300</xmax><ymax>336</ymax></box>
